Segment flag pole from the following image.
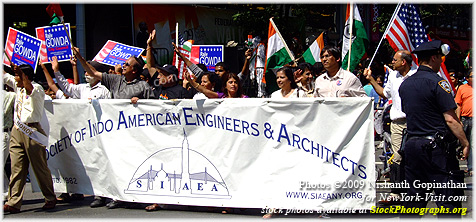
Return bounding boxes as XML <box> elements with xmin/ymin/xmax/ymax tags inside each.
<box><xmin>293</xmin><ymin>55</ymin><xmax>304</xmax><ymax>63</ymax></box>
<box><xmin>61</xmin><ymin>21</ymin><xmax>75</xmax><ymax>50</ymax></box>
<box><xmin>175</xmin><ymin>22</ymin><xmax>179</xmax><ymax>67</ymax></box>
<box><xmin>60</xmin><ymin>20</ymin><xmax>79</xmax><ymax>60</ymax></box>
<box><xmin>367</xmin><ymin>2</ymin><xmax>402</xmax><ymax>69</ymax></box>
<box><xmin>346</xmin><ymin>3</ymin><xmax>354</xmax><ymax>71</ymax></box>
<box><xmin>269</xmin><ymin>17</ymin><xmax>296</xmax><ymax>65</ymax></box>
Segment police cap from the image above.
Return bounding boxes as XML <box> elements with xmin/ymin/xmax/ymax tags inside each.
<box><xmin>413</xmin><ymin>40</ymin><xmax>450</xmax><ymax>56</ymax></box>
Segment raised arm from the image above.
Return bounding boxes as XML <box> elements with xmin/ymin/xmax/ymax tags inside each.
<box><xmin>72</xmin><ymin>47</ymin><xmax>103</xmax><ymax>80</ymax></box>
<box><xmin>71</xmin><ymin>55</ymin><xmax>80</xmax><ymax>84</ymax></box>
<box><xmin>172</xmin><ymin>42</ymin><xmax>196</xmax><ymax>69</ymax></box>
<box><xmin>52</xmin><ymin>56</ymin><xmax>81</xmax><ymax>98</ymax></box>
<box><xmin>40</xmin><ymin>60</ymin><xmax>59</xmax><ymax>93</ymax></box>
<box><xmin>182</xmin><ymin>69</ymin><xmax>191</xmax><ymax>90</ymax></box>
<box><xmin>114</xmin><ymin>64</ymin><xmax>123</xmax><ymax>74</ymax></box>
<box><xmin>185</xmin><ymin>71</ymin><xmax>218</xmax><ymax>98</ymax></box>
<box><xmin>12</xmin><ymin>64</ymin><xmax>34</xmax><ymax>95</ymax></box>
<box><xmin>239</xmin><ymin>48</ymin><xmax>253</xmax><ymax>78</ymax></box>
<box><xmin>146</xmin><ymin>30</ymin><xmax>158</xmax><ymax>75</ymax></box>
<box><xmin>363</xmin><ymin>68</ymin><xmax>387</xmax><ymax>99</ymax></box>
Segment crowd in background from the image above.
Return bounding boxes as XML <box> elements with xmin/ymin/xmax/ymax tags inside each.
<box><xmin>2</xmin><ymin>27</ymin><xmax>472</xmax><ymax>218</ymax></box>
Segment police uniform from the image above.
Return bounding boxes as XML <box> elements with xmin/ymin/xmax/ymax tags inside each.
<box><xmin>399</xmin><ymin>40</ymin><xmax>463</xmax><ymax>217</ymax></box>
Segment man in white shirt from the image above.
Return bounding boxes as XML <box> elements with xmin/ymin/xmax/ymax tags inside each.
<box><xmin>364</xmin><ymin>50</ymin><xmax>415</xmax><ymax>203</ymax></box>
<box><xmin>3</xmin><ymin>64</ymin><xmax>56</xmax><ymax>213</ymax></box>
<box><xmin>313</xmin><ymin>46</ymin><xmax>366</xmax><ymax>97</ymax></box>
<box><xmin>51</xmin><ymin>56</ymin><xmax>111</xmax><ymax>99</ymax></box>
<box><xmin>364</xmin><ymin>50</ymin><xmax>414</xmax><ymax>164</ymax></box>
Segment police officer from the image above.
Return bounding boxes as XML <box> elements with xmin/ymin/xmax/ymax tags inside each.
<box><xmin>399</xmin><ymin>40</ymin><xmax>469</xmax><ymax>217</ymax></box>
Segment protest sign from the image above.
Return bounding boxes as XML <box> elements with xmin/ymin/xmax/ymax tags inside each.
<box><xmin>4</xmin><ymin>27</ymin><xmax>42</xmax><ymax>71</ymax></box>
<box><xmin>36</xmin><ymin>23</ymin><xmax>73</xmax><ymax>63</ymax></box>
<box><xmin>190</xmin><ymin>45</ymin><xmax>224</xmax><ymax>72</ymax></box>
<box><xmin>34</xmin><ymin>98</ymin><xmax>375</xmax><ymax>211</ymax></box>
<box><xmin>93</xmin><ymin>40</ymin><xmax>144</xmax><ymax>66</ymax></box>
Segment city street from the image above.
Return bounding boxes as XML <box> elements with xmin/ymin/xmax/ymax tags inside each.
<box><xmin>2</xmin><ymin>3</ymin><xmax>472</xmax><ymax>221</ymax></box>
<box><xmin>3</xmin><ymin>140</ymin><xmax>472</xmax><ymax>220</ymax></box>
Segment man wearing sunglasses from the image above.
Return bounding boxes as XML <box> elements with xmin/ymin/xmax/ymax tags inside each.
<box><xmin>73</xmin><ymin>48</ymin><xmax>154</xmax><ymax>103</ymax></box>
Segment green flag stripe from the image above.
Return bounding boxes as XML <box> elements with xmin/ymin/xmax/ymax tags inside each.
<box><xmin>266</xmin><ymin>47</ymin><xmax>292</xmax><ymax>70</ymax></box>
<box><xmin>265</xmin><ymin>47</ymin><xmax>292</xmax><ymax>94</ymax></box>
<box><xmin>342</xmin><ymin>20</ymin><xmax>368</xmax><ymax>72</ymax></box>
<box><xmin>303</xmin><ymin>48</ymin><xmax>317</xmax><ymax>64</ymax></box>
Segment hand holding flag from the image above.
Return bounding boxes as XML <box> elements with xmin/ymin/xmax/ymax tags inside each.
<box><xmin>264</xmin><ymin>17</ymin><xmax>294</xmax><ymax>92</ymax></box>
<box><xmin>173</xmin><ymin>31</ymin><xmax>193</xmax><ymax>79</ymax></box>
<box><xmin>384</xmin><ymin>3</ymin><xmax>453</xmax><ymax>94</ymax></box>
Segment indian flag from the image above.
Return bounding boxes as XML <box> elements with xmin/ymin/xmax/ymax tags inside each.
<box><xmin>341</xmin><ymin>4</ymin><xmax>368</xmax><ymax>72</ymax></box>
<box><xmin>265</xmin><ymin>19</ymin><xmax>293</xmax><ymax>93</ymax></box>
<box><xmin>303</xmin><ymin>32</ymin><xmax>325</xmax><ymax>64</ymax></box>
<box><xmin>464</xmin><ymin>51</ymin><xmax>471</xmax><ymax>68</ymax></box>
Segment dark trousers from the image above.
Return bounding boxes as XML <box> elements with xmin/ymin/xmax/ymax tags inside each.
<box><xmin>403</xmin><ymin>138</ymin><xmax>464</xmax><ymax>218</ymax></box>
<box><xmin>389</xmin><ymin>160</ymin><xmax>406</xmax><ymax>194</ymax></box>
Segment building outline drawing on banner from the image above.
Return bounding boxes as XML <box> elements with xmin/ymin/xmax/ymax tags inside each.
<box><xmin>124</xmin><ymin>129</ymin><xmax>231</xmax><ymax>199</ymax></box>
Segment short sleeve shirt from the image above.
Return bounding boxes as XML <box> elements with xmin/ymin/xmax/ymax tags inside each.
<box><xmin>3</xmin><ymin>73</ymin><xmax>45</xmax><ymax>123</ymax></box>
<box><xmin>313</xmin><ymin>68</ymin><xmax>367</xmax><ymax>97</ymax></box>
<box><xmin>399</xmin><ymin>66</ymin><xmax>456</xmax><ymax>136</ymax></box>
<box><xmin>454</xmin><ymin>83</ymin><xmax>473</xmax><ymax>117</ymax></box>
<box><xmin>101</xmin><ymin>73</ymin><xmax>154</xmax><ymax>99</ymax></box>
<box><xmin>383</xmin><ymin>69</ymin><xmax>416</xmax><ymax>120</ymax></box>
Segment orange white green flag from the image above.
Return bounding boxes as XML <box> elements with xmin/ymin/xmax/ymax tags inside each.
<box><xmin>341</xmin><ymin>4</ymin><xmax>368</xmax><ymax>72</ymax></box>
<box><xmin>264</xmin><ymin>18</ymin><xmax>294</xmax><ymax>93</ymax></box>
<box><xmin>303</xmin><ymin>32</ymin><xmax>325</xmax><ymax>64</ymax></box>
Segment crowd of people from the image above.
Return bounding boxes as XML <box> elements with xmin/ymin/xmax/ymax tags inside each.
<box><xmin>2</xmin><ymin>27</ymin><xmax>472</xmax><ymax>218</ymax></box>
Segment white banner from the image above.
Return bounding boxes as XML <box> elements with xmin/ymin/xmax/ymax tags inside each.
<box><xmin>35</xmin><ymin>98</ymin><xmax>375</xmax><ymax>210</ymax></box>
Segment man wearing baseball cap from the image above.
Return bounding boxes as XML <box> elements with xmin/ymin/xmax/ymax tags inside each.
<box><xmin>144</xmin><ymin>30</ymin><xmax>192</xmax><ymax>101</ymax></box>
<box><xmin>142</xmin><ymin>65</ymin><xmax>192</xmax><ymax>212</ymax></box>
<box><xmin>150</xmin><ymin>64</ymin><xmax>192</xmax><ymax>100</ymax></box>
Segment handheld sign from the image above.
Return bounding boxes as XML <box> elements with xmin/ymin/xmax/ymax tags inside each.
<box><xmin>93</xmin><ymin>40</ymin><xmax>144</xmax><ymax>66</ymax></box>
<box><xmin>4</xmin><ymin>27</ymin><xmax>42</xmax><ymax>71</ymax></box>
<box><xmin>36</xmin><ymin>23</ymin><xmax>73</xmax><ymax>63</ymax></box>
<box><xmin>190</xmin><ymin>45</ymin><xmax>224</xmax><ymax>72</ymax></box>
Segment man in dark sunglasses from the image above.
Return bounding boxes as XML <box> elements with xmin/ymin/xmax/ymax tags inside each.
<box><xmin>73</xmin><ymin>48</ymin><xmax>155</xmax><ymax>103</ymax></box>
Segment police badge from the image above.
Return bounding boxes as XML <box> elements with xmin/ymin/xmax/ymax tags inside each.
<box><xmin>438</xmin><ymin>80</ymin><xmax>452</xmax><ymax>94</ymax></box>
